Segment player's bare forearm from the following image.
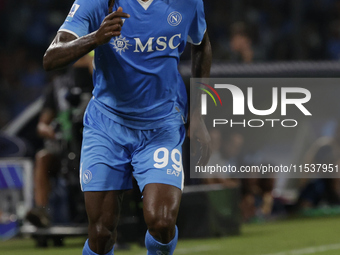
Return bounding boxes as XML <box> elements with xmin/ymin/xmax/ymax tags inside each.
<box><xmin>43</xmin><ymin>7</ymin><xmax>129</xmax><ymax>71</ymax></box>
<box><xmin>191</xmin><ymin>32</ymin><xmax>212</xmax><ymax>78</ymax></box>
<box><xmin>43</xmin><ymin>32</ymin><xmax>97</xmax><ymax>71</ymax></box>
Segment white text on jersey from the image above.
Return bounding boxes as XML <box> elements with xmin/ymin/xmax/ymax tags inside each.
<box><xmin>134</xmin><ymin>34</ymin><xmax>182</xmax><ymax>52</ymax></box>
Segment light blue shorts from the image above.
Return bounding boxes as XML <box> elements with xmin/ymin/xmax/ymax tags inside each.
<box><xmin>80</xmin><ymin>100</ymin><xmax>185</xmax><ymax>192</ymax></box>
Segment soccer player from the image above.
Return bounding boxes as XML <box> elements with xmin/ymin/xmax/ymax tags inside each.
<box><xmin>43</xmin><ymin>0</ymin><xmax>212</xmax><ymax>254</ymax></box>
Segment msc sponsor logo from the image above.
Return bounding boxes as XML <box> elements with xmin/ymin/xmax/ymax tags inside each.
<box><xmin>111</xmin><ymin>35</ymin><xmax>132</xmax><ymax>55</ymax></box>
<box><xmin>134</xmin><ymin>34</ymin><xmax>182</xmax><ymax>52</ymax></box>
<box><xmin>112</xmin><ymin>34</ymin><xmax>182</xmax><ymax>54</ymax></box>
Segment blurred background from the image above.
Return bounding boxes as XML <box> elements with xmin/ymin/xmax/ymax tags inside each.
<box><xmin>1</xmin><ymin>0</ymin><xmax>340</xmax><ymax>254</ymax></box>
<box><xmin>3</xmin><ymin>0</ymin><xmax>340</xmax><ymax>127</ymax></box>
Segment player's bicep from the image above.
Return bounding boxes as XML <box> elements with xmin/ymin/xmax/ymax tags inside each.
<box><xmin>47</xmin><ymin>31</ymin><xmax>78</xmax><ymax>52</ymax></box>
<box><xmin>191</xmin><ymin>31</ymin><xmax>212</xmax><ymax>78</ymax></box>
<box><xmin>53</xmin><ymin>31</ymin><xmax>78</xmax><ymax>45</ymax></box>
<box><xmin>191</xmin><ymin>31</ymin><xmax>210</xmax><ymax>51</ymax></box>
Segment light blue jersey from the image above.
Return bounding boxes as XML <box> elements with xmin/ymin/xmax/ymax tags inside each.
<box><xmin>59</xmin><ymin>0</ymin><xmax>206</xmax><ymax>128</ymax></box>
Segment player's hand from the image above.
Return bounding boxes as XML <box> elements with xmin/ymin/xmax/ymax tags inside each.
<box><xmin>95</xmin><ymin>7</ymin><xmax>130</xmax><ymax>46</ymax></box>
<box><xmin>189</xmin><ymin>108</ymin><xmax>212</xmax><ymax>166</ymax></box>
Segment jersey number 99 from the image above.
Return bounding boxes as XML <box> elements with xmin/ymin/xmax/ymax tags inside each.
<box><xmin>153</xmin><ymin>147</ymin><xmax>182</xmax><ymax>172</ymax></box>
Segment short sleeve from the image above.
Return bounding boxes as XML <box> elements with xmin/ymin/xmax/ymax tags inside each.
<box><xmin>187</xmin><ymin>0</ymin><xmax>207</xmax><ymax>45</ymax></box>
<box><xmin>58</xmin><ymin>0</ymin><xmax>95</xmax><ymax>38</ymax></box>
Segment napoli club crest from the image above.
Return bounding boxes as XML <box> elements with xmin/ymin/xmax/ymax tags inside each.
<box><xmin>83</xmin><ymin>169</ymin><xmax>92</xmax><ymax>184</ymax></box>
<box><xmin>167</xmin><ymin>11</ymin><xmax>182</xmax><ymax>26</ymax></box>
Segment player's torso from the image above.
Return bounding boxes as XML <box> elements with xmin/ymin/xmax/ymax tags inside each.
<box><xmin>85</xmin><ymin>0</ymin><xmax>197</xmax><ymax>125</ymax></box>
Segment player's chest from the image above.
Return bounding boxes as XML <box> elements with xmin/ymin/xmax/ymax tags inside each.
<box><xmin>122</xmin><ymin>2</ymin><xmax>187</xmax><ymax>40</ymax></box>
<box><xmin>103</xmin><ymin>2</ymin><xmax>188</xmax><ymax>55</ymax></box>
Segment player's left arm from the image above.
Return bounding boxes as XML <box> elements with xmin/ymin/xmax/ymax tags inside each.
<box><xmin>191</xmin><ymin>32</ymin><xmax>212</xmax><ymax>78</ymax></box>
<box><xmin>190</xmin><ymin>31</ymin><xmax>212</xmax><ymax>166</ymax></box>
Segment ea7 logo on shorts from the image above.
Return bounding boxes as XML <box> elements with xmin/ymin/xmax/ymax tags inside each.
<box><xmin>83</xmin><ymin>170</ymin><xmax>92</xmax><ymax>184</ymax></box>
<box><xmin>167</xmin><ymin>169</ymin><xmax>181</xmax><ymax>177</ymax></box>
<box><xmin>167</xmin><ymin>11</ymin><xmax>182</xmax><ymax>26</ymax></box>
<box><xmin>68</xmin><ymin>4</ymin><xmax>80</xmax><ymax>18</ymax></box>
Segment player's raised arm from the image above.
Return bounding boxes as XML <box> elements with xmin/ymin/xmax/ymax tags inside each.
<box><xmin>190</xmin><ymin>31</ymin><xmax>212</xmax><ymax>166</ymax></box>
<box><xmin>43</xmin><ymin>7</ymin><xmax>130</xmax><ymax>71</ymax></box>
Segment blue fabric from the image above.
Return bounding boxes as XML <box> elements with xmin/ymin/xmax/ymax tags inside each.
<box><xmin>82</xmin><ymin>239</ymin><xmax>114</xmax><ymax>255</ymax></box>
<box><xmin>145</xmin><ymin>226</ymin><xmax>178</xmax><ymax>255</ymax></box>
<box><xmin>80</xmin><ymin>99</ymin><xmax>186</xmax><ymax>192</ymax></box>
<box><xmin>59</xmin><ymin>0</ymin><xmax>206</xmax><ymax>129</ymax></box>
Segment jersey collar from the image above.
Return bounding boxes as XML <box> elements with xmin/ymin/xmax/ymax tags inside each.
<box><xmin>136</xmin><ymin>0</ymin><xmax>154</xmax><ymax>11</ymax></box>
